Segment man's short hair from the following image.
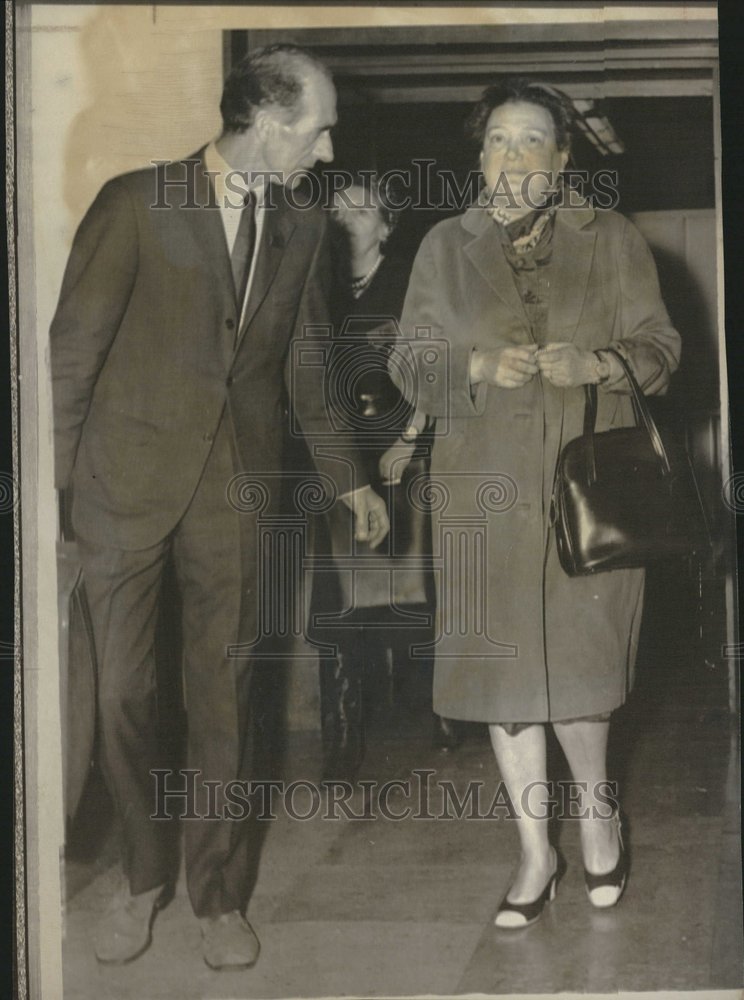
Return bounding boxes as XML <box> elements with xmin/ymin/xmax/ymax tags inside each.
<box><xmin>465</xmin><ymin>77</ymin><xmax>575</xmax><ymax>152</ymax></box>
<box><xmin>220</xmin><ymin>43</ymin><xmax>332</xmax><ymax>134</ymax></box>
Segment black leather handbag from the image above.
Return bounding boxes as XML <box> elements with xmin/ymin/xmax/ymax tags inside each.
<box><xmin>553</xmin><ymin>348</ymin><xmax>709</xmax><ymax>576</ymax></box>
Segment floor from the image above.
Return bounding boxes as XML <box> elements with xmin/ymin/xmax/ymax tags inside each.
<box><xmin>61</xmin><ymin>564</ymin><xmax>742</xmax><ymax>998</ymax></box>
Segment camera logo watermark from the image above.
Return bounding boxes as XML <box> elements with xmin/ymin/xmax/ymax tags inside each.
<box><xmin>722</xmin><ymin>472</ymin><xmax>744</xmax><ymax>515</ymax></box>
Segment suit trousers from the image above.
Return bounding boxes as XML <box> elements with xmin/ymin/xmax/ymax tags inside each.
<box><xmin>77</xmin><ymin>413</ymin><xmax>258</xmax><ymax>918</ymax></box>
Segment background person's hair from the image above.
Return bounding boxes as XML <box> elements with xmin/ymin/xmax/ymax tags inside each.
<box><xmin>342</xmin><ymin>171</ymin><xmax>403</xmax><ymax>237</ymax></box>
<box><xmin>465</xmin><ymin>77</ymin><xmax>576</xmax><ymax>151</ymax></box>
<box><xmin>220</xmin><ymin>43</ymin><xmax>332</xmax><ymax>134</ymax></box>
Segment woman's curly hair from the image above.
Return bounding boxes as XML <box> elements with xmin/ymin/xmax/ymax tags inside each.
<box><xmin>465</xmin><ymin>78</ymin><xmax>576</xmax><ymax>152</ymax></box>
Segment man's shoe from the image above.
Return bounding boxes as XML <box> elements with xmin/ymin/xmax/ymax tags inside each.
<box><xmin>94</xmin><ymin>882</ymin><xmax>166</xmax><ymax>964</ymax></box>
<box><xmin>200</xmin><ymin>911</ymin><xmax>260</xmax><ymax>970</ymax></box>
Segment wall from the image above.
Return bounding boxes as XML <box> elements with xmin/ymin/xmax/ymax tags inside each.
<box><xmin>630</xmin><ymin>209</ymin><xmax>721</xmax><ymax>509</ymax></box>
<box><xmin>18</xmin><ymin>7</ymin><xmax>223</xmax><ymax>995</ymax></box>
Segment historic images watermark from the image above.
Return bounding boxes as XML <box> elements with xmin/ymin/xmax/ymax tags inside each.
<box><xmin>149</xmin><ymin>768</ymin><xmax>620</xmax><ymax>822</ymax></box>
<box><xmin>149</xmin><ymin>160</ymin><xmax>620</xmax><ymax>213</ymax></box>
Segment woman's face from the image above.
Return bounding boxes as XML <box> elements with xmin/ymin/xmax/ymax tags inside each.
<box><xmin>480</xmin><ymin>100</ymin><xmax>569</xmax><ymax>216</ymax></box>
<box><xmin>332</xmin><ymin>185</ymin><xmax>390</xmax><ymax>256</ymax></box>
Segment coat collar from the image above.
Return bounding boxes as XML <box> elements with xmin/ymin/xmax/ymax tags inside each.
<box><xmin>240</xmin><ymin>185</ymin><xmax>297</xmax><ymax>337</ymax></box>
<box><xmin>177</xmin><ymin>146</ymin><xmax>234</xmax><ymax>309</ymax></box>
<box><xmin>462</xmin><ymin>209</ymin><xmax>529</xmax><ymax>326</ymax></box>
<box><xmin>459</xmin><ymin>197</ymin><xmax>596</xmax><ymax>237</ymax></box>
<box><xmin>460</xmin><ymin>198</ymin><xmax>597</xmax><ymax>340</ymax></box>
<box><xmin>547</xmin><ymin>204</ymin><xmax>597</xmax><ymax>343</ymax></box>
<box><xmin>176</xmin><ymin>147</ymin><xmax>297</xmax><ymax>340</ymax></box>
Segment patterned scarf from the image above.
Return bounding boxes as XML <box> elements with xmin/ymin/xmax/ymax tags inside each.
<box><xmin>483</xmin><ymin>180</ymin><xmax>561</xmax><ymax>255</ymax></box>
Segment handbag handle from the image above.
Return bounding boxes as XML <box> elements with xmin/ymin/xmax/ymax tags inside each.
<box><xmin>584</xmin><ymin>347</ymin><xmax>672</xmax><ymax>485</ymax></box>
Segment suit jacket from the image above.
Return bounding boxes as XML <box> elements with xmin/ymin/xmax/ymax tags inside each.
<box><xmin>51</xmin><ymin>148</ymin><xmax>365</xmax><ymax>550</ymax></box>
<box><xmin>388</xmin><ymin>202</ymin><xmax>682</xmax><ymax>723</ymax></box>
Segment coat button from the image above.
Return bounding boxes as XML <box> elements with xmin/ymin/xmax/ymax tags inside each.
<box><xmin>225</xmin><ymin>318</ymin><xmax>235</xmax><ymax>330</ymax></box>
<box><xmin>202</xmin><ymin>431</ymin><xmax>214</xmax><ymax>442</ymax></box>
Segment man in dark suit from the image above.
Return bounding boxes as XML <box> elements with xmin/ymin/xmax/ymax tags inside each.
<box><xmin>51</xmin><ymin>43</ymin><xmax>388</xmax><ymax>970</ymax></box>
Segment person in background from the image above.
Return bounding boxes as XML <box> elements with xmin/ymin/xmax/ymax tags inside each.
<box><xmin>390</xmin><ymin>78</ymin><xmax>680</xmax><ymax>927</ymax></box>
<box><xmin>314</xmin><ymin>173</ymin><xmax>462</xmax><ymax>784</ymax></box>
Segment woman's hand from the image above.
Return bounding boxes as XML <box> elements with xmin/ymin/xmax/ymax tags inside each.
<box><xmin>379</xmin><ymin>438</ymin><xmax>417</xmax><ymax>485</ymax></box>
<box><xmin>471</xmin><ymin>345</ymin><xmax>539</xmax><ymax>388</ymax></box>
<box><xmin>536</xmin><ymin>343</ymin><xmax>598</xmax><ymax>388</ymax></box>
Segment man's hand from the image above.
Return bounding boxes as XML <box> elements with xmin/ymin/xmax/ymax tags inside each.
<box><xmin>471</xmin><ymin>345</ymin><xmax>539</xmax><ymax>388</ymax></box>
<box><xmin>339</xmin><ymin>484</ymin><xmax>390</xmax><ymax>548</ymax></box>
<box><xmin>536</xmin><ymin>342</ymin><xmax>597</xmax><ymax>388</ymax></box>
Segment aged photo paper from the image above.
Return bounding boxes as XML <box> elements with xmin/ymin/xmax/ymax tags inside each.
<box><xmin>12</xmin><ymin>2</ymin><xmax>741</xmax><ymax>998</ymax></box>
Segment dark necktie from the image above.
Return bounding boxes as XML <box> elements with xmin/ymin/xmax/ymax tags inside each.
<box><xmin>231</xmin><ymin>190</ymin><xmax>257</xmax><ymax>316</ymax></box>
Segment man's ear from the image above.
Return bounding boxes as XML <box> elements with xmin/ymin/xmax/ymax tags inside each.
<box><xmin>254</xmin><ymin>109</ymin><xmax>274</xmax><ymax>141</ymax></box>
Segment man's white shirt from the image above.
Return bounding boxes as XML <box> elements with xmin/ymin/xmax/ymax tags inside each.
<box><xmin>204</xmin><ymin>141</ymin><xmax>367</xmax><ymax>505</ymax></box>
<box><xmin>204</xmin><ymin>141</ymin><xmax>267</xmax><ymax>330</ymax></box>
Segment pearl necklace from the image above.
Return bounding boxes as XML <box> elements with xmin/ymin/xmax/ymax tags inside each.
<box><xmin>350</xmin><ymin>254</ymin><xmax>384</xmax><ymax>298</ymax></box>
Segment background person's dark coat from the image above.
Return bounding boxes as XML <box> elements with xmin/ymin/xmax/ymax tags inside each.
<box><xmin>391</xmin><ymin>202</ymin><xmax>681</xmax><ymax>723</ymax></box>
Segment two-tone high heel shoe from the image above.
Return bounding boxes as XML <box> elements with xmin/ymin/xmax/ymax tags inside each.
<box><xmin>494</xmin><ymin>848</ymin><xmax>565</xmax><ymax>929</ymax></box>
<box><xmin>584</xmin><ymin>812</ymin><xmax>627</xmax><ymax>908</ymax></box>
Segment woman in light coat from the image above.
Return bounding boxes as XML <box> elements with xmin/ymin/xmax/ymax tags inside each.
<box><xmin>390</xmin><ymin>79</ymin><xmax>681</xmax><ymax>927</ymax></box>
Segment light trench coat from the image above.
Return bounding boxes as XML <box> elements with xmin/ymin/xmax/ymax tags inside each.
<box><xmin>389</xmin><ymin>202</ymin><xmax>681</xmax><ymax>723</ymax></box>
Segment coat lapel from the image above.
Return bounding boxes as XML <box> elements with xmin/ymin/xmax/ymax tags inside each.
<box><xmin>462</xmin><ymin>208</ymin><xmax>530</xmax><ymax>329</ymax></box>
<box><xmin>178</xmin><ymin>147</ymin><xmax>235</xmax><ymax>309</ymax></box>
<box><xmin>238</xmin><ymin>190</ymin><xmax>297</xmax><ymax>341</ymax></box>
<box><xmin>547</xmin><ymin>207</ymin><xmax>597</xmax><ymax>342</ymax></box>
